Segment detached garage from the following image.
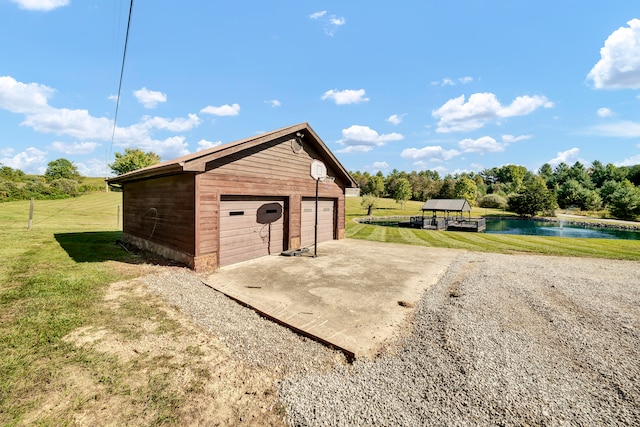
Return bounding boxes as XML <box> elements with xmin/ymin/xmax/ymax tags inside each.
<box><xmin>107</xmin><ymin>123</ymin><xmax>357</xmax><ymax>271</ymax></box>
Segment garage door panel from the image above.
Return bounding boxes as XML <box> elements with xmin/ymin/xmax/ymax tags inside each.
<box><xmin>220</xmin><ymin>223</ymin><xmax>284</xmax><ymax>238</ymax></box>
<box><xmin>219</xmin><ymin>199</ymin><xmax>285</xmax><ymax>266</ymax></box>
<box><xmin>301</xmin><ymin>199</ymin><xmax>335</xmax><ymax>248</ymax></box>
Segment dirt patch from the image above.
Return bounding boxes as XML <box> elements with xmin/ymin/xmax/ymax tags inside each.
<box><xmin>50</xmin><ymin>271</ymin><xmax>287</xmax><ymax>426</ymax></box>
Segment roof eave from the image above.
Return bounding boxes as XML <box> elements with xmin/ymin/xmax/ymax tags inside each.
<box><xmin>106</xmin><ymin>162</ymin><xmax>185</xmax><ymax>184</ymax></box>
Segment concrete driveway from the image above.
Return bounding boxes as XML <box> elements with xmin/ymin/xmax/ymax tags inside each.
<box><xmin>204</xmin><ymin>239</ymin><xmax>461</xmax><ymax>359</ymax></box>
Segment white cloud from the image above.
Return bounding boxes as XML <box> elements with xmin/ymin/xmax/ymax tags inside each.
<box><xmin>10</xmin><ymin>0</ymin><xmax>68</xmax><ymax>11</ymax></box>
<box><xmin>386</xmin><ymin>114</ymin><xmax>403</xmax><ymax>125</ymax></box>
<box><xmin>597</xmin><ymin>107</ymin><xmax>613</xmax><ymax>117</ymax></box>
<box><xmin>0</xmin><ymin>76</ymin><xmax>208</xmax><ymax>169</ymax></box>
<box><xmin>309</xmin><ymin>10</ymin><xmax>327</xmax><ymax>20</ymax></box>
<box><xmin>134</xmin><ymin>87</ymin><xmax>167</xmax><ymax>109</ymax></box>
<box><xmin>138</xmin><ymin>114</ymin><xmax>200</xmax><ymax>132</ymax></box>
<box><xmin>196</xmin><ymin>139</ymin><xmax>222</xmax><ymax>151</ymax></box>
<box><xmin>200</xmin><ymin>103</ymin><xmax>240</xmax><ymax>116</ymax></box>
<box><xmin>498</xmin><ymin>95</ymin><xmax>553</xmax><ymax>117</ymax></box>
<box><xmin>336</xmin><ymin>125</ymin><xmax>403</xmax><ymax>153</ymax></box>
<box><xmin>589</xmin><ymin>120</ymin><xmax>640</xmax><ymax>137</ymax></box>
<box><xmin>412</xmin><ymin>162</ymin><xmax>449</xmax><ymax>174</ymax></box>
<box><xmin>22</xmin><ymin>108</ymin><xmax>113</xmax><ymax>140</ymax></box>
<box><xmin>49</xmin><ymin>141</ymin><xmax>100</xmax><ymax>155</ymax></box>
<box><xmin>309</xmin><ymin>10</ymin><xmax>345</xmax><ymax>36</ymax></box>
<box><xmin>371</xmin><ymin>161</ymin><xmax>389</xmax><ymax>170</ymax></box>
<box><xmin>321</xmin><ymin>89</ymin><xmax>369</xmax><ymax>105</ymax></box>
<box><xmin>588</xmin><ymin>19</ymin><xmax>640</xmax><ymax>89</ymax></box>
<box><xmin>459</xmin><ymin>136</ymin><xmax>506</xmax><ymax>154</ymax></box>
<box><xmin>76</xmin><ymin>158</ymin><xmax>111</xmax><ymax>178</ymax></box>
<box><xmin>615</xmin><ymin>154</ymin><xmax>640</xmax><ymax>167</ymax></box>
<box><xmin>336</xmin><ymin>145</ymin><xmax>373</xmax><ymax>153</ymax></box>
<box><xmin>501</xmin><ymin>134</ymin><xmax>532</xmax><ymax>143</ymax></box>
<box><xmin>0</xmin><ymin>75</ymin><xmax>54</xmax><ymax>113</ymax></box>
<box><xmin>330</xmin><ymin>16</ymin><xmax>345</xmax><ymax>26</ymax></box>
<box><xmin>265</xmin><ymin>99</ymin><xmax>281</xmax><ymax>108</ymax></box>
<box><xmin>432</xmin><ymin>92</ymin><xmax>553</xmax><ymax>133</ymax></box>
<box><xmin>548</xmin><ymin>147</ymin><xmax>580</xmax><ymax>166</ymax></box>
<box><xmin>400</xmin><ymin>146</ymin><xmax>460</xmax><ymax>162</ymax></box>
<box><xmin>431</xmin><ymin>76</ymin><xmax>474</xmax><ymax>86</ymax></box>
<box><xmin>0</xmin><ymin>147</ymin><xmax>47</xmax><ymax>174</ymax></box>
<box><xmin>113</xmin><ymin>135</ymin><xmax>190</xmax><ymax>160</ymax></box>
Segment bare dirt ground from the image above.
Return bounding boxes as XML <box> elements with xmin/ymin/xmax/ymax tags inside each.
<box><xmin>57</xmin><ymin>271</ymin><xmax>289</xmax><ymax>426</ymax></box>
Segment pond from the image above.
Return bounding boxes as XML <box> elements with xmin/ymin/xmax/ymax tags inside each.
<box><xmin>485</xmin><ymin>219</ymin><xmax>640</xmax><ymax>240</ymax></box>
<box><xmin>359</xmin><ymin>217</ymin><xmax>640</xmax><ymax>240</ymax></box>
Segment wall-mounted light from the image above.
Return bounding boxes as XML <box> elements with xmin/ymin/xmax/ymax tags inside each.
<box><xmin>292</xmin><ymin>132</ymin><xmax>304</xmax><ymax>153</ymax></box>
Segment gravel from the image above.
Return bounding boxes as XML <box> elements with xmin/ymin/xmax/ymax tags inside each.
<box><xmin>144</xmin><ymin>251</ymin><xmax>640</xmax><ymax>426</ymax></box>
<box><xmin>144</xmin><ymin>268</ymin><xmax>346</xmax><ymax>377</ymax></box>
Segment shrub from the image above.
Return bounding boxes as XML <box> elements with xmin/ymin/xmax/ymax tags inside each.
<box><xmin>478</xmin><ymin>194</ymin><xmax>508</xmax><ymax>209</ymax></box>
<box><xmin>50</xmin><ymin>178</ymin><xmax>80</xmax><ymax>197</ymax></box>
<box><xmin>0</xmin><ymin>180</ymin><xmax>27</xmax><ymax>201</ymax></box>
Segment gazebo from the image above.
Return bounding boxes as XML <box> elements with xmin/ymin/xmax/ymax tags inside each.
<box><xmin>422</xmin><ymin>199</ymin><xmax>471</xmax><ymax>220</ymax></box>
<box><xmin>420</xmin><ymin>199</ymin><xmax>484</xmax><ymax>231</ymax></box>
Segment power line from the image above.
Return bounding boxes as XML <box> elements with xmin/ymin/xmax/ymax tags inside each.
<box><xmin>107</xmin><ymin>0</ymin><xmax>134</xmax><ymax>176</ymax></box>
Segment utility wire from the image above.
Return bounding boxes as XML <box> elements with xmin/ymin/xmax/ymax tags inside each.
<box><xmin>108</xmin><ymin>0</ymin><xmax>134</xmax><ymax>168</ymax></box>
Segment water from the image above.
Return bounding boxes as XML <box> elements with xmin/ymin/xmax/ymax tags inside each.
<box><xmin>485</xmin><ymin>219</ymin><xmax>640</xmax><ymax>240</ymax></box>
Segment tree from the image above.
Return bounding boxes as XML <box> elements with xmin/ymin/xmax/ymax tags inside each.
<box><xmin>608</xmin><ymin>180</ymin><xmax>640</xmax><ymax>220</ymax></box>
<box><xmin>496</xmin><ymin>164</ymin><xmax>528</xmax><ymax>194</ymax></box>
<box><xmin>393</xmin><ymin>178</ymin><xmax>412</xmax><ymax>209</ymax></box>
<box><xmin>537</xmin><ymin>163</ymin><xmax>554</xmax><ymax>187</ymax></box>
<box><xmin>360</xmin><ymin>194</ymin><xmax>379</xmax><ymax>215</ymax></box>
<box><xmin>508</xmin><ymin>176</ymin><xmax>556</xmax><ymax>217</ymax></box>
<box><xmin>109</xmin><ymin>149</ymin><xmax>161</xmax><ymax>175</ymax></box>
<box><xmin>44</xmin><ymin>158</ymin><xmax>80</xmax><ymax>182</ymax></box>
<box><xmin>366</xmin><ymin>175</ymin><xmax>385</xmax><ymax>197</ymax></box>
<box><xmin>453</xmin><ymin>176</ymin><xmax>478</xmax><ymax>206</ymax></box>
<box><xmin>437</xmin><ymin>177</ymin><xmax>455</xmax><ymax>199</ymax></box>
<box><xmin>350</xmin><ymin>171</ymin><xmax>369</xmax><ymax>192</ymax></box>
<box><xmin>0</xmin><ymin>165</ymin><xmax>26</xmax><ymax>182</ymax></box>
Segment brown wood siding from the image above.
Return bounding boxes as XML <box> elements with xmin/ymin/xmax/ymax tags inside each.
<box><xmin>122</xmin><ymin>174</ymin><xmax>195</xmax><ymax>255</ymax></box>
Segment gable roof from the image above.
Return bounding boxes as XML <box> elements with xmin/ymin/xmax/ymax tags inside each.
<box><xmin>107</xmin><ymin>122</ymin><xmax>356</xmax><ymax>187</ymax></box>
<box><xmin>422</xmin><ymin>199</ymin><xmax>471</xmax><ymax>212</ymax></box>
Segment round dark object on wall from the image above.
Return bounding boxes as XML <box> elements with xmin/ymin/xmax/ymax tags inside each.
<box><xmin>256</xmin><ymin>202</ymin><xmax>283</xmax><ymax>224</ymax></box>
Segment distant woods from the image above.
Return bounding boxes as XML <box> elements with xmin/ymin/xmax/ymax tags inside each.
<box><xmin>3</xmin><ymin>157</ymin><xmax>640</xmax><ymax>221</ymax></box>
<box><xmin>351</xmin><ymin>161</ymin><xmax>640</xmax><ymax>220</ymax></box>
<box><xmin>0</xmin><ymin>149</ymin><xmax>160</xmax><ymax>202</ymax></box>
<box><xmin>0</xmin><ymin>160</ymin><xmax>104</xmax><ymax>202</ymax></box>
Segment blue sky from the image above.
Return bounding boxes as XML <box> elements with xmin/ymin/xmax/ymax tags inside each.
<box><xmin>1</xmin><ymin>1</ymin><xmax>640</xmax><ymax>178</ymax></box>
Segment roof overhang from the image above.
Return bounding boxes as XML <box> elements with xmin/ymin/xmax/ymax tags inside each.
<box><xmin>106</xmin><ymin>122</ymin><xmax>357</xmax><ymax>188</ymax></box>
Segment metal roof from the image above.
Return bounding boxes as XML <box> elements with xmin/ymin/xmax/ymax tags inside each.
<box><xmin>107</xmin><ymin>122</ymin><xmax>356</xmax><ymax>187</ymax></box>
<box><xmin>422</xmin><ymin>199</ymin><xmax>471</xmax><ymax>212</ymax></box>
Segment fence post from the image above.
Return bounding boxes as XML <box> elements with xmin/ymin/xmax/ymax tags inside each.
<box><xmin>28</xmin><ymin>198</ymin><xmax>34</xmax><ymax>230</ymax></box>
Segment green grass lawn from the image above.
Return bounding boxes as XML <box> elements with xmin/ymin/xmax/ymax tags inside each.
<box><xmin>1</xmin><ymin>192</ymin><xmax>640</xmax><ymax>424</ymax></box>
<box><xmin>345</xmin><ymin>196</ymin><xmax>640</xmax><ymax>261</ymax></box>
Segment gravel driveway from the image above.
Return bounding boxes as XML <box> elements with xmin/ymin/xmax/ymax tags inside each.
<box><xmin>146</xmin><ymin>249</ymin><xmax>640</xmax><ymax>426</ymax></box>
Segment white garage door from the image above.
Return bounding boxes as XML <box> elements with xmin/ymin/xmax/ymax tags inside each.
<box><xmin>219</xmin><ymin>198</ymin><xmax>285</xmax><ymax>266</ymax></box>
<box><xmin>301</xmin><ymin>198</ymin><xmax>335</xmax><ymax>248</ymax></box>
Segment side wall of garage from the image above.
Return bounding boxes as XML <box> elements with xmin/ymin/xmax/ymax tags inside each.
<box><xmin>122</xmin><ymin>173</ymin><xmax>197</xmax><ymax>266</ymax></box>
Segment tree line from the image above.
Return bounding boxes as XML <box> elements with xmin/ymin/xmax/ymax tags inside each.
<box><xmin>351</xmin><ymin>161</ymin><xmax>640</xmax><ymax>220</ymax></box>
<box><xmin>0</xmin><ymin>149</ymin><xmax>160</xmax><ymax>202</ymax></box>
<box><xmin>3</xmin><ymin>151</ymin><xmax>640</xmax><ymax>221</ymax></box>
